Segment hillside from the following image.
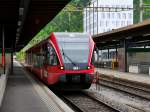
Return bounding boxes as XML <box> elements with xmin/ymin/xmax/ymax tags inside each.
<box><xmin>134</xmin><ymin>0</ymin><xmax>150</xmax><ymax>23</ymax></box>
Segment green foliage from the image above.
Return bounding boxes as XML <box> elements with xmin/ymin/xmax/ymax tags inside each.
<box><xmin>134</xmin><ymin>0</ymin><xmax>150</xmax><ymax>24</ymax></box>
<box><xmin>16</xmin><ymin>50</ymin><xmax>25</xmax><ymax>61</ymax></box>
<box><xmin>22</xmin><ymin>0</ymin><xmax>89</xmax><ymax>52</ymax></box>
<box><xmin>133</xmin><ymin>0</ymin><xmax>140</xmax><ymax>24</ymax></box>
<box><xmin>144</xmin><ymin>0</ymin><xmax>150</xmax><ymax>4</ymax></box>
<box><xmin>143</xmin><ymin>0</ymin><xmax>150</xmax><ymax>20</ymax></box>
<box><xmin>20</xmin><ymin>0</ymin><xmax>150</xmax><ymax>53</ymax></box>
<box><xmin>19</xmin><ymin>0</ymin><xmax>90</xmax><ymax>60</ymax></box>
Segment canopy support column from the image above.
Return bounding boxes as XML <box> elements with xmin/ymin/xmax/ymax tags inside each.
<box><xmin>2</xmin><ymin>24</ymin><xmax>5</xmax><ymax>74</ymax></box>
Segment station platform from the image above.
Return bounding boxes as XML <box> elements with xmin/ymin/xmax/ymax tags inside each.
<box><xmin>95</xmin><ymin>68</ymin><xmax>150</xmax><ymax>85</ymax></box>
<box><xmin>0</xmin><ymin>61</ymin><xmax>73</xmax><ymax>112</ymax></box>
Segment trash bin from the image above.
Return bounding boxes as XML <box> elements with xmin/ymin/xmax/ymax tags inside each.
<box><xmin>112</xmin><ymin>61</ymin><xmax>118</xmax><ymax>70</ymax></box>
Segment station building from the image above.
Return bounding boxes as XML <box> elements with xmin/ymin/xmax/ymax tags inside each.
<box><xmin>83</xmin><ymin>0</ymin><xmax>133</xmax><ymax>35</ymax></box>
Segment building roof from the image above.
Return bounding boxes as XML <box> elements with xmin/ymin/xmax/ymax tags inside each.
<box><xmin>0</xmin><ymin>0</ymin><xmax>71</xmax><ymax>51</ymax></box>
<box><xmin>93</xmin><ymin>19</ymin><xmax>150</xmax><ymax>49</ymax></box>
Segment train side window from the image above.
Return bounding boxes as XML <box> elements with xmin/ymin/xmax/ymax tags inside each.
<box><xmin>37</xmin><ymin>53</ymin><xmax>44</xmax><ymax>67</ymax></box>
<box><xmin>33</xmin><ymin>54</ymin><xmax>38</xmax><ymax>67</ymax></box>
<box><xmin>47</xmin><ymin>43</ymin><xmax>59</xmax><ymax>66</ymax></box>
<box><xmin>43</xmin><ymin>45</ymin><xmax>48</xmax><ymax>65</ymax></box>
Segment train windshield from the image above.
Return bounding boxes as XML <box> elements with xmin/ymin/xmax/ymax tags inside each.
<box><xmin>55</xmin><ymin>33</ymin><xmax>90</xmax><ymax>64</ymax></box>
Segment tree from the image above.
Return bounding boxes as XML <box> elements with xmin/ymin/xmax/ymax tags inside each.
<box><xmin>17</xmin><ymin>0</ymin><xmax>90</xmax><ymax>59</ymax></box>
<box><xmin>23</xmin><ymin>0</ymin><xmax>89</xmax><ymax>51</ymax></box>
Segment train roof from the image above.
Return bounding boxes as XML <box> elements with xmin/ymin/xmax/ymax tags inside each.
<box><xmin>53</xmin><ymin>32</ymin><xmax>91</xmax><ymax>43</ymax></box>
<box><xmin>26</xmin><ymin>32</ymin><xmax>91</xmax><ymax>52</ymax></box>
<box><xmin>53</xmin><ymin>32</ymin><xmax>90</xmax><ymax>36</ymax></box>
<box><xmin>53</xmin><ymin>32</ymin><xmax>91</xmax><ymax>39</ymax></box>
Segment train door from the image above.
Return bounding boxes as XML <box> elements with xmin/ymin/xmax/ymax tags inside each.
<box><xmin>38</xmin><ymin>47</ymin><xmax>44</xmax><ymax>79</ymax></box>
<box><xmin>42</xmin><ymin>43</ymin><xmax>49</xmax><ymax>81</ymax></box>
<box><xmin>42</xmin><ymin>42</ymin><xmax>59</xmax><ymax>82</ymax></box>
<box><xmin>46</xmin><ymin>42</ymin><xmax>59</xmax><ymax>76</ymax></box>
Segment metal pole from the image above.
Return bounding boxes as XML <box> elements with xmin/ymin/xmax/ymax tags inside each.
<box><xmin>2</xmin><ymin>24</ymin><xmax>5</xmax><ymax>74</ymax></box>
<box><xmin>108</xmin><ymin>48</ymin><xmax>109</xmax><ymax>59</ymax></box>
<box><xmin>89</xmin><ymin>4</ymin><xmax>91</xmax><ymax>34</ymax></box>
<box><xmin>124</xmin><ymin>40</ymin><xmax>127</xmax><ymax>72</ymax></box>
<box><xmin>116</xmin><ymin>46</ymin><xmax>118</xmax><ymax>62</ymax></box>
<box><xmin>97</xmin><ymin>0</ymin><xmax>98</xmax><ymax>34</ymax></box>
<box><xmin>11</xmin><ymin>48</ymin><xmax>13</xmax><ymax>74</ymax></box>
<box><xmin>86</xmin><ymin>7</ymin><xmax>87</xmax><ymax>32</ymax></box>
<box><xmin>93</xmin><ymin>3</ymin><xmax>94</xmax><ymax>35</ymax></box>
<box><xmin>139</xmin><ymin>0</ymin><xmax>143</xmax><ymax>22</ymax></box>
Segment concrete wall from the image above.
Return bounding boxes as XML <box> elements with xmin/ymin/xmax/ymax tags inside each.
<box><xmin>127</xmin><ymin>52</ymin><xmax>150</xmax><ymax>74</ymax></box>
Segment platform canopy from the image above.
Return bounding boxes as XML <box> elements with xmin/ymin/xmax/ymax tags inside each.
<box><xmin>93</xmin><ymin>19</ymin><xmax>150</xmax><ymax>49</ymax></box>
<box><xmin>0</xmin><ymin>0</ymin><xmax>71</xmax><ymax>51</ymax></box>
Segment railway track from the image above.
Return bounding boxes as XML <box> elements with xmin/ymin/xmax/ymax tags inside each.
<box><xmin>57</xmin><ymin>91</ymin><xmax>120</xmax><ymax>112</ymax></box>
<box><xmin>97</xmin><ymin>75</ymin><xmax>150</xmax><ymax>100</ymax></box>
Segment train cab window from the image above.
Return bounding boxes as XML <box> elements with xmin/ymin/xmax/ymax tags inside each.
<box><xmin>47</xmin><ymin>43</ymin><xmax>59</xmax><ymax>66</ymax></box>
<box><xmin>91</xmin><ymin>51</ymin><xmax>95</xmax><ymax>65</ymax></box>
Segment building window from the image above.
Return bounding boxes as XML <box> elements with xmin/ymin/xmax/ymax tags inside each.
<box><xmin>122</xmin><ymin>13</ymin><xmax>126</xmax><ymax>19</ymax></box>
<box><xmin>103</xmin><ymin>29</ymin><xmax>105</xmax><ymax>32</ymax></box>
<box><xmin>121</xmin><ymin>5</ymin><xmax>125</xmax><ymax>8</ymax></box>
<box><xmin>128</xmin><ymin>13</ymin><xmax>132</xmax><ymax>19</ymax></box>
<box><xmin>117</xmin><ymin>13</ymin><xmax>121</xmax><ymax>19</ymax></box>
<box><xmin>116</xmin><ymin>5</ymin><xmax>120</xmax><ymax>8</ymax></box>
<box><xmin>121</xmin><ymin>21</ymin><xmax>125</xmax><ymax>26</ymax></box>
<box><xmin>117</xmin><ymin>21</ymin><xmax>120</xmax><ymax>27</ymax></box>
<box><xmin>116</xmin><ymin>21</ymin><xmax>118</xmax><ymax>27</ymax></box>
<box><xmin>127</xmin><ymin>21</ymin><xmax>132</xmax><ymax>25</ymax></box>
<box><xmin>112</xmin><ymin>21</ymin><xmax>115</xmax><ymax>26</ymax></box>
<box><xmin>100</xmin><ymin>21</ymin><xmax>104</xmax><ymax>27</ymax></box>
<box><xmin>127</xmin><ymin>5</ymin><xmax>132</xmax><ymax>8</ymax></box>
<box><xmin>89</xmin><ymin>23</ymin><xmax>92</xmax><ymax>29</ymax></box>
<box><xmin>93</xmin><ymin>22</ymin><xmax>97</xmax><ymax>29</ymax></box>
<box><xmin>101</xmin><ymin>13</ymin><xmax>105</xmax><ymax>19</ymax></box>
<box><xmin>99</xmin><ymin>5</ymin><xmax>102</xmax><ymax>7</ymax></box>
<box><xmin>106</xmin><ymin>21</ymin><xmax>109</xmax><ymax>27</ymax></box>
<box><xmin>111</xmin><ymin>13</ymin><xmax>115</xmax><ymax>18</ymax></box>
<box><xmin>107</xmin><ymin>13</ymin><xmax>110</xmax><ymax>19</ymax></box>
<box><xmin>108</xmin><ymin>28</ymin><xmax>111</xmax><ymax>31</ymax></box>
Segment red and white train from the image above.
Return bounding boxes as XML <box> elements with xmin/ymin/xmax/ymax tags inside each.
<box><xmin>25</xmin><ymin>32</ymin><xmax>95</xmax><ymax>90</ymax></box>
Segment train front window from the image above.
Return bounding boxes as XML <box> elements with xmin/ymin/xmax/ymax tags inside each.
<box><xmin>56</xmin><ymin>33</ymin><xmax>90</xmax><ymax>64</ymax></box>
<box><xmin>60</xmin><ymin>42</ymin><xmax>89</xmax><ymax>64</ymax></box>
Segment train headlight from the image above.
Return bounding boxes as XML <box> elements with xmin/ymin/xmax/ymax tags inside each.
<box><xmin>60</xmin><ymin>66</ymin><xmax>64</xmax><ymax>70</ymax></box>
<box><xmin>87</xmin><ymin>66</ymin><xmax>91</xmax><ymax>69</ymax></box>
<box><xmin>73</xmin><ymin>66</ymin><xmax>79</xmax><ymax>70</ymax></box>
